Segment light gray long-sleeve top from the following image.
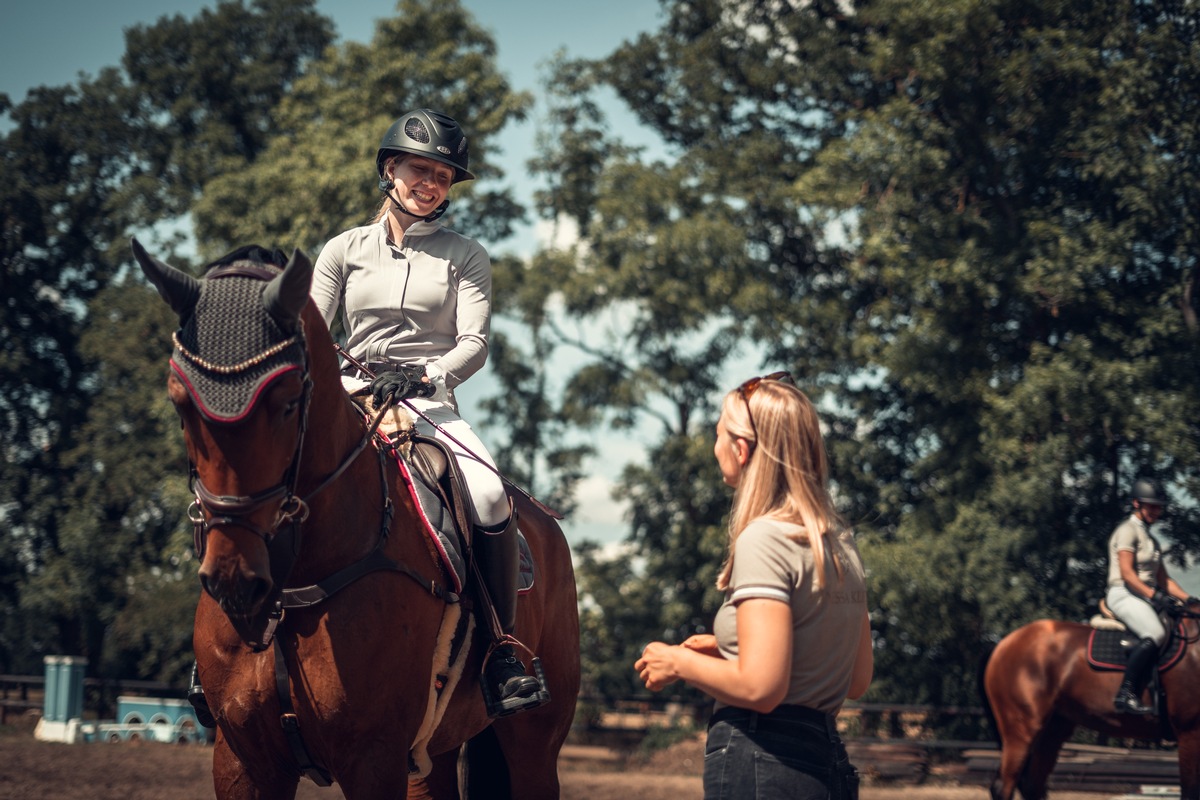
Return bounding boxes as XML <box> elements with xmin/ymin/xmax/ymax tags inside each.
<box><xmin>310</xmin><ymin>219</ymin><xmax>491</xmax><ymax>389</ymax></box>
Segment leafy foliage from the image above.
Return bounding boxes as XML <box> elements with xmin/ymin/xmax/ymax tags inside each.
<box><xmin>191</xmin><ymin>0</ymin><xmax>532</xmax><ymax>256</ymax></box>
<box><xmin>536</xmin><ymin>0</ymin><xmax>1200</xmax><ymax>708</ymax></box>
<box><xmin>0</xmin><ymin>0</ymin><xmax>332</xmax><ymax>676</ymax></box>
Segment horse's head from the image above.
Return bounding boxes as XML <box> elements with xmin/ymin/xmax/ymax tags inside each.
<box><xmin>133</xmin><ymin>238</ymin><xmax>314</xmax><ymax>641</ymax></box>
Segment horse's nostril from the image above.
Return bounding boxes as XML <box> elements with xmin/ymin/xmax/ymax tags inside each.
<box><xmin>249</xmin><ymin>577</ymin><xmax>272</xmax><ymax>608</ymax></box>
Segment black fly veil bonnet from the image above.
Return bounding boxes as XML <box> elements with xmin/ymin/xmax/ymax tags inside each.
<box><xmin>136</xmin><ymin>242</ymin><xmax>311</xmax><ymax>422</ymax></box>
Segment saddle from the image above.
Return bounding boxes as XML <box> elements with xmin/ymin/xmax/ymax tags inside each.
<box><xmin>1085</xmin><ymin>599</ymin><xmax>1185</xmax><ymax>672</ymax></box>
<box><xmin>352</xmin><ymin>393</ymin><xmax>535</xmax><ymax>597</ymax></box>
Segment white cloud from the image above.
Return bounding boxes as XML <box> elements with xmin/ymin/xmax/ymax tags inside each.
<box><xmin>533</xmin><ymin>214</ymin><xmax>581</xmax><ymax>252</ymax></box>
<box><xmin>560</xmin><ymin>473</ymin><xmax>629</xmax><ymax>546</ymax></box>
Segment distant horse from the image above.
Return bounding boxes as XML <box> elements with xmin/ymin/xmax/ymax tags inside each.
<box><xmin>132</xmin><ymin>239</ymin><xmax>580</xmax><ymax>799</ymax></box>
<box><xmin>982</xmin><ymin>606</ymin><xmax>1200</xmax><ymax>800</ymax></box>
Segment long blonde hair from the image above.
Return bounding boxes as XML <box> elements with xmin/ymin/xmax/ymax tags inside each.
<box><xmin>716</xmin><ymin>380</ymin><xmax>845</xmax><ymax>592</ymax></box>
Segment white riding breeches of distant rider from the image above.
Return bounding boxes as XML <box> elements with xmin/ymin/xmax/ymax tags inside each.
<box><xmin>1106</xmin><ymin>584</ymin><xmax>1168</xmax><ymax>646</ymax></box>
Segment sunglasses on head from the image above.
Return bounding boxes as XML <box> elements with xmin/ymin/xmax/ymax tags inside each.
<box><xmin>736</xmin><ymin>371</ymin><xmax>794</xmax><ymax>442</ymax></box>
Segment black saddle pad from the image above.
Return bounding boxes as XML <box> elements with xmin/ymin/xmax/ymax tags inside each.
<box><xmin>1086</xmin><ymin>626</ymin><xmax>1185</xmax><ymax>671</ymax></box>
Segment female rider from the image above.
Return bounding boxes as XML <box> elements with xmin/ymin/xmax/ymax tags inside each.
<box><xmin>310</xmin><ymin>108</ymin><xmax>545</xmax><ymax>718</ymax></box>
<box><xmin>1107</xmin><ymin>478</ymin><xmax>1197</xmax><ymax>715</ymax></box>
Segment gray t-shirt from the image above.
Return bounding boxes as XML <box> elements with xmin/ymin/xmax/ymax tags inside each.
<box><xmin>712</xmin><ymin>518</ymin><xmax>868</xmax><ymax>715</ymax></box>
<box><xmin>311</xmin><ymin>219</ymin><xmax>491</xmax><ymax>389</ymax></box>
<box><xmin>1107</xmin><ymin>514</ymin><xmax>1162</xmax><ymax>590</ymax></box>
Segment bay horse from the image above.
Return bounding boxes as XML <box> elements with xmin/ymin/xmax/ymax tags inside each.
<box><xmin>131</xmin><ymin>239</ymin><xmax>580</xmax><ymax>799</ymax></box>
<box><xmin>982</xmin><ymin>606</ymin><xmax>1200</xmax><ymax>800</ymax></box>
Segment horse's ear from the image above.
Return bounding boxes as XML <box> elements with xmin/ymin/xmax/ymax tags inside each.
<box><xmin>131</xmin><ymin>237</ymin><xmax>200</xmax><ymax>322</ymax></box>
<box><xmin>262</xmin><ymin>248</ymin><xmax>313</xmax><ymax>333</ymax></box>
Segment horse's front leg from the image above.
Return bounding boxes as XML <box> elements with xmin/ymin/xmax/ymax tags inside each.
<box><xmin>212</xmin><ymin>727</ymin><xmax>300</xmax><ymax>800</ymax></box>
<box><xmin>1177</xmin><ymin>729</ymin><xmax>1200</xmax><ymax>800</ymax></box>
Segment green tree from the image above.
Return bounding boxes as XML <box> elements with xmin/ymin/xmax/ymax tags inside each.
<box><xmin>119</xmin><ymin>0</ymin><xmax>335</xmax><ymax>217</ymax></box>
<box><xmin>18</xmin><ymin>278</ymin><xmax>192</xmax><ymax>679</ymax></box>
<box><xmin>802</xmin><ymin>0</ymin><xmax>1200</xmax><ymax>704</ymax></box>
<box><xmin>191</xmin><ymin>0</ymin><xmax>532</xmax><ymax>256</ymax></box>
<box><xmin>527</xmin><ymin>0</ymin><xmax>874</xmax><ymax>703</ymax></box>
<box><xmin>0</xmin><ymin>0</ymin><xmax>333</xmax><ymax>674</ymax></box>
<box><xmin>533</xmin><ymin>0</ymin><xmax>1200</xmax><ymax>709</ymax></box>
<box><xmin>480</xmin><ymin>251</ymin><xmax>597</xmax><ymax>517</ymax></box>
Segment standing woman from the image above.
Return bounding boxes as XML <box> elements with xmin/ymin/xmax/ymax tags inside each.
<box><xmin>310</xmin><ymin>108</ymin><xmax>547</xmax><ymax>717</ymax></box>
<box><xmin>635</xmin><ymin>372</ymin><xmax>872</xmax><ymax>800</ymax></box>
<box><xmin>1106</xmin><ymin>479</ymin><xmax>1197</xmax><ymax>715</ymax></box>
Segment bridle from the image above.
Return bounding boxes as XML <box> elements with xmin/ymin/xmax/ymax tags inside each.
<box><xmin>177</xmin><ymin>265</ymin><xmax>448</xmax><ymax>653</ymax></box>
<box><xmin>177</xmin><ymin>262</ymin><xmax>317</xmax><ymax>561</ymax></box>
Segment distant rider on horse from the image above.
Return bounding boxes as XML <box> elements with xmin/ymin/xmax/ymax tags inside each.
<box><xmin>1105</xmin><ymin>478</ymin><xmax>1197</xmax><ymax>715</ymax></box>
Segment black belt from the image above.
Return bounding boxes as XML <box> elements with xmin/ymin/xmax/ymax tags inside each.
<box><xmin>710</xmin><ymin>704</ymin><xmax>837</xmax><ymax>735</ymax></box>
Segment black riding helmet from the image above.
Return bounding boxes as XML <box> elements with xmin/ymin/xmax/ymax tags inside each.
<box><xmin>375</xmin><ymin>108</ymin><xmax>475</xmax><ymax>191</ymax></box>
<box><xmin>1132</xmin><ymin>478</ymin><xmax>1167</xmax><ymax>508</ymax></box>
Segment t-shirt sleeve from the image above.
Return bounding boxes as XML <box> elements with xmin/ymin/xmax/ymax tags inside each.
<box><xmin>1112</xmin><ymin>521</ymin><xmax>1139</xmax><ymax>553</ymax></box>
<box><xmin>729</xmin><ymin>522</ymin><xmax>796</xmax><ymax>605</ymax></box>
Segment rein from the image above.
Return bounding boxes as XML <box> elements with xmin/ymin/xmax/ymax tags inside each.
<box><xmin>334</xmin><ymin>344</ymin><xmax>564</xmax><ymax>520</ymax></box>
<box><xmin>1171</xmin><ymin>605</ymin><xmax>1200</xmax><ymax>647</ymax></box>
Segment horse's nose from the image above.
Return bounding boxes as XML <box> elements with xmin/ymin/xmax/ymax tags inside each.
<box><xmin>199</xmin><ymin>565</ymin><xmax>273</xmax><ymax>616</ymax></box>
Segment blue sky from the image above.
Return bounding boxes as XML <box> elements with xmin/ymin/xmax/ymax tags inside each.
<box><xmin>0</xmin><ymin>0</ymin><xmax>663</xmax><ymax>243</ymax></box>
<box><xmin>0</xmin><ymin>0</ymin><xmax>664</xmax><ymax>547</ymax></box>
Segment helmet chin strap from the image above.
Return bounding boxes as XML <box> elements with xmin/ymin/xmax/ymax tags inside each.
<box><xmin>383</xmin><ymin>183</ymin><xmax>449</xmax><ymax>223</ymax></box>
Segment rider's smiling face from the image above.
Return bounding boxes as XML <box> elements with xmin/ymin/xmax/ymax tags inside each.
<box><xmin>1135</xmin><ymin>501</ymin><xmax>1164</xmax><ymax>524</ymax></box>
<box><xmin>388</xmin><ymin>155</ymin><xmax>454</xmax><ymax>215</ymax></box>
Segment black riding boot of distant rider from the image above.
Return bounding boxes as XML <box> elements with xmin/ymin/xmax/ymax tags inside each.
<box><xmin>1113</xmin><ymin>637</ymin><xmax>1158</xmax><ymax>715</ymax></box>
<box><xmin>474</xmin><ymin>513</ymin><xmax>549</xmax><ymax>717</ymax></box>
<box><xmin>187</xmin><ymin>660</ymin><xmax>216</xmax><ymax>728</ymax></box>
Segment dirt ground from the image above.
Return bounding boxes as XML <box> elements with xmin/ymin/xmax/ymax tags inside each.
<box><xmin>0</xmin><ymin>725</ymin><xmax>1118</xmax><ymax>800</ymax></box>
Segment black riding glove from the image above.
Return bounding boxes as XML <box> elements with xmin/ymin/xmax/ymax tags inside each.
<box><xmin>1150</xmin><ymin>588</ymin><xmax>1178</xmax><ymax>613</ymax></box>
<box><xmin>369</xmin><ymin>366</ymin><xmax>436</xmax><ymax>406</ymax></box>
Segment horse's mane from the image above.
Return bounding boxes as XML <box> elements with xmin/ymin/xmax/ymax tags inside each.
<box><xmin>204</xmin><ymin>244</ymin><xmax>289</xmax><ymax>274</ymax></box>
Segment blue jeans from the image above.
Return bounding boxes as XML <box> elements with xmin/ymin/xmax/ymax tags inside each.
<box><xmin>703</xmin><ymin>705</ymin><xmax>858</xmax><ymax>800</ymax></box>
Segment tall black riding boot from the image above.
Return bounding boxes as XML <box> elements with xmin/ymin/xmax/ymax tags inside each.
<box><xmin>1113</xmin><ymin>637</ymin><xmax>1158</xmax><ymax>715</ymax></box>
<box><xmin>474</xmin><ymin>512</ymin><xmax>548</xmax><ymax>717</ymax></box>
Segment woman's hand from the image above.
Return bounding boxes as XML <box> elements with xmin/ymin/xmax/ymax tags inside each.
<box><xmin>680</xmin><ymin>634</ymin><xmax>719</xmax><ymax>656</ymax></box>
<box><xmin>635</xmin><ymin>642</ymin><xmax>682</xmax><ymax>691</ymax></box>
<box><xmin>369</xmin><ymin>368</ymin><xmax>435</xmax><ymax>405</ymax></box>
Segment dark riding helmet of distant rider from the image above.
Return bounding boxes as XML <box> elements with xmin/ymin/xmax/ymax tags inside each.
<box><xmin>375</xmin><ymin>108</ymin><xmax>475</xmax><ymax>192</ymax></box>
<box><xmin>1131</xmin><ymin>478</ymin><xmax>1167</xmax><ymax>508</ymax></box>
